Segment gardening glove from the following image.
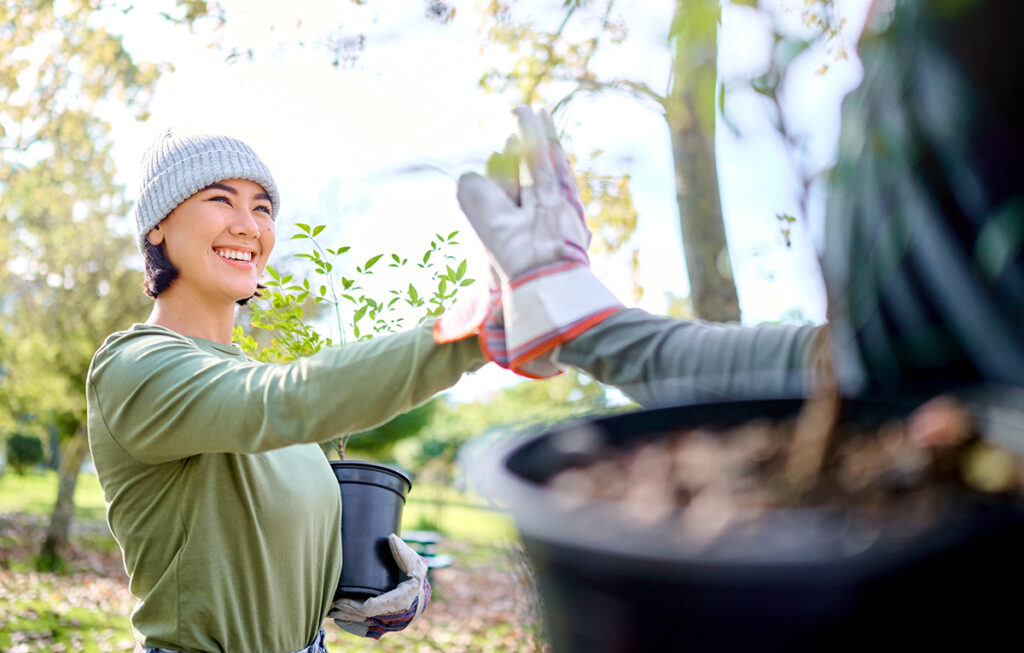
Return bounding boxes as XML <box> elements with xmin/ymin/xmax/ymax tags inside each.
<box><xmin>433</xmin><ymin>136</ymin><xmax>525</xmax><ymax>349</ymax></box>
<box><xmin>329</xmin><ymin>534</ymin><xmax>431</xmax><ymax>639</ymax></box>
<box><xmin>436</xmin><ymin>133</ymin><xmax>564</xmax><ymax>379</ymax></box>
<box><xmin>433</xmin><ymin>262</ymin><xmax>561</xmax><ymax>378</ymax></box>
<box><xmin>456</xmin><ymin>106</ymin><xmax>622</xmax><ymax>375</ymax></box>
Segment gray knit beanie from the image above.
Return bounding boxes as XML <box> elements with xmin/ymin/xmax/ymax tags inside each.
<box><xmin>133</xmin><ymin>129</ymin><xmax>281</xmax><ymax>250</ymax></box>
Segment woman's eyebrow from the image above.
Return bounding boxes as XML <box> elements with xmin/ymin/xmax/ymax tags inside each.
<box><xmin>202</xmin><ymin>182</ymin><xmax>270</xmax><ymax>201</ymax></box>
<box><xmin>202</xmin><ymin>182</ymin><xmax>238</xmax><ymax>194</ymax></box>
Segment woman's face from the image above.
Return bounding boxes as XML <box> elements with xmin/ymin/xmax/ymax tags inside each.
<box><xmin>148</xmin><ymin>178</ymin><xmax>276</xmax><ymax>304</ymax></box>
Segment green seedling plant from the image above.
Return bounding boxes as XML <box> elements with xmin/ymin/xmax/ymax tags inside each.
<box><xmin>233</xmin><ymin>222</ymin><xmax>475</xmax><ymax>458</ymax></box>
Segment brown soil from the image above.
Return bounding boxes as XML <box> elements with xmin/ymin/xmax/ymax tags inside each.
<box><xmin>546</xmin><ymin>395</ymin><xmax>1024</xmax><ymax>550</ymax></box>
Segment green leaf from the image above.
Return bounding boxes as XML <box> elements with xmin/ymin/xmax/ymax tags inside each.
<box><xmin>364</xmin><ymin>254</ymin><xmax>384</xmax><ymax>270</ymax></box>
<box><xmin>312</xmin><ymin>224</ymin><xmax>326</xmax><ymax>237</ymax></box>
<box><xmin>296</xmin><ymin>223</ymin><xmax>311</xmax><ymax>234</ymax></box>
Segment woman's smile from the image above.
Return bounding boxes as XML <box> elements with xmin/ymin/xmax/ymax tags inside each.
<box><xmin>214</xmin><ymin>246</ymin><xmax>256</xmax><ymax>266</ymax></box>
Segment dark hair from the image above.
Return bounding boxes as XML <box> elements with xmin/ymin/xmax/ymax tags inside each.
<box><xmin>142</xmin><ymin>240</ymin><xmax>262</xmax><ymax>306</ymax></box>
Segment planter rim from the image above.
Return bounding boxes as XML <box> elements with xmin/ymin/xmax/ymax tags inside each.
<box><xmin>475</xmin><ymin>393</ymin><xmax>1024</xmax><ymax>578</ymax></box>
<box><xmin>330</xmin><ymin>459</ymin><xmax>412</xmax><ymax>487</ymax></box>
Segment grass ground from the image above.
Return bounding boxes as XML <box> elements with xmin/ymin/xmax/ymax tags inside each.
<box><xmin>0</xmin><ymin>469</ymin><xmax>547</xmax><ymax>653</ymax></box>
<box><xmin>0</xmin><ymin>468</ymin><xmax>517</xmax><ymax>544</ymax></box>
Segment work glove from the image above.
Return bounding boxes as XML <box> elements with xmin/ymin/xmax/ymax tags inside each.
<box><xmin>433</xmin><ymin>129</ymin><xmax>565</xmax><ymax>379</ymax></box>
<box><xmin>329</xmin><ymin>534</ymin><xmax>431</xmax><ymax>639</ymax></box>
<box><xmin>434</xmin><ymin>261</ymin><xmax>563</xmax><ymax>378</ymax></box>
<box><xmin>455</xmin><ymin>106</ymin><xmax>622</xmax><ymax>375</ymax></box>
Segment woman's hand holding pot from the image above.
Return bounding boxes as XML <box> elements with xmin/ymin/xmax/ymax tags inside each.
<box><xmin>329</xmin><ymin>534</ymin><xmax>431</xmax><ymax>639</ymax></box>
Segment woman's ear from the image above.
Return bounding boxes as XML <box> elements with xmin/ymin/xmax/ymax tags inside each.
<box><xmin>147</xmin><ymin>225</ymin><xmax>164</xmax><ymax>246</ymax></box>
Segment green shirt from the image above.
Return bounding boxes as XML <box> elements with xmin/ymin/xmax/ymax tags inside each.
<box><xmin>86</xmin><ymin>323</ymin><xmax>484</xmax><ymax>653</ymax></box>
<box><xmin>559</xmin><ymin>308</ymin><xmax>825</xmax><ymax>407</ymax></box>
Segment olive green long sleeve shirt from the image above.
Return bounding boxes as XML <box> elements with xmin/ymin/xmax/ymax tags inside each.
<box><xmin>559</xmin><ymin>308</ymin><xmax>826</xmax><ymax>407</ymax></box>
<box><xmin>86</xmin><ymin>322</ymin><xmax>484</xmax><ymax>653</ymax></box>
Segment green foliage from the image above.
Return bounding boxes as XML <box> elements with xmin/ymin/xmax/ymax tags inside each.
<box><xmin>233</xmin><ymin>223</ymin><xmax>475</xmax><ymax>456</ymax></box>
<box><xmin>0</xmin><ymin>0</ymin><xmax>157</xmax><ymax>440</ymax></box>
<box><xmin>0</xmin><ymin>0</ymin><xmax>160</xmax><ymax>561</ymax></box>
<box><xmin>236</xmin><ymin>224</ymin><xmax>474</xmax><ymax>361</ymax></box>
<box><xmin>5</xmin><ymin>434</ymin><xmax>45</xmax><ymax>475</ymax></box>
<box><xmin>394</xmin><ymin>368</ymin><xmax>625</xmax><ymax>478</ymax></box>
<box><xmin>573</xmin><ymin>151</ymin><xmax>641</xmax><ymax>298</ymax></box>
<box><xmin>478</xmin><ymin>1</ymin><xmax>645</xmax><ymax>255</ymax></box>
<box><xmin>345</xmin><ymin>399</ymin><xmax>437</xmax><ymax>461</ymax></box>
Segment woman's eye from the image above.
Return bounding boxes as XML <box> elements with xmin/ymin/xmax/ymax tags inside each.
<box><xmin>210</xmin><ymin>196</ymin><xmax>231</xmax><ymax>205</ymax></box>
<box><xmin>255</xmin><ymin>205</ymin><xmax>273</xmax><ymax>218</ymax></box>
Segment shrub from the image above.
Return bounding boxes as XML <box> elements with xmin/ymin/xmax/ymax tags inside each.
<box><xmin>5</xmin><ymin>433</ymin><xmax>44</xmax><ymax>475</ymax></box>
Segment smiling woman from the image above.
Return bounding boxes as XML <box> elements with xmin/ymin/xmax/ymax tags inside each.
<box><xmin>85</xmin><ymin>129</ymin><xmax>490</xmax><ymax>653</ymax></box>
<box><xmin>145</xmin><ymin>178</ymin><xmax>275</xmax><ymax>314</ymax></box>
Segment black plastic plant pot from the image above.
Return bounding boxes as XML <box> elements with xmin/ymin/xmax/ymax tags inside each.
<box><xmin>330</xmin><ymin>460</ymin><xmax>412</xmax><ymax>601</ymax></box>
<box><xmin>482</xmin><ymin>397</ymin><xmax>1024</xmax><ymax>653</ymax></box>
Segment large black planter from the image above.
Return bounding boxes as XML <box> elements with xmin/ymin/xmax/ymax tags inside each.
<box><xmin>482</xmin><ymin>397</ymin><xmax>1024</xmax><ymax>652</ymax></box>
<box><xmin>330</xmin><ymin>460</ymin><xmax>412</xmax><ymax>600</ymax></box>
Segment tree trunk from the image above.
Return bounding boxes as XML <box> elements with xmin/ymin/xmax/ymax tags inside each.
<box><xmin>40</xmin><ymin>430</ymin><xmax>89</xmax><ymax>561</ymax></box>
<box><xmin>666</xmin><ymin>0</ymin><xmax>741</xmax><ymax>323</ymax></box>
<box><xmin>668</xmin><ymin>97</ymin><xmax>740</xmax><ymax>322</ymax></box>
<box><xmin>47</xmin><ymin>424</ymin><xmax>61</xmax><ymax>471</ymax></box>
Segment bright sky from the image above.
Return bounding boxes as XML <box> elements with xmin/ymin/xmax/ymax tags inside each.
<box><xmin>103</xmin><ymin>0</ymin><xmax>871</xmax><ymax>400</ymax></box>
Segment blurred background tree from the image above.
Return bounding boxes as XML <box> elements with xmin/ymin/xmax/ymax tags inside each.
<box><xmin>479</xmin><ymin>0</ymin><xmax>739</xmax><ymax>321</ymax></box>
<box><xmin>0</xmin><ymin>0</ymin><xmax>160</xmax><ymax>565</ymax></box>
<box><xmin>477</xmin><ymin>0</ymin><xmax>847</xmax><ymax>323</ymax></box>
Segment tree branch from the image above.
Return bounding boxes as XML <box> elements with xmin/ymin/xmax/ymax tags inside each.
<box><xmin>553</xmin><ymin>78</ymin><xmax>667</xmax><ymax>116</ymax></box>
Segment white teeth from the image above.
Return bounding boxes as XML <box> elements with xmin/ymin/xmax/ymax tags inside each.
<box><xmin>215</xmin><ymin>248</ymin><xmax>252</xmax><ymax>262</ymax></box>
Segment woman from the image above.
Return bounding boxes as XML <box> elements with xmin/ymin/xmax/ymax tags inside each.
<box><xmin>86</xmin><ymin>130</ymin><xmax>486</xmax><ymax>652</ymax></box>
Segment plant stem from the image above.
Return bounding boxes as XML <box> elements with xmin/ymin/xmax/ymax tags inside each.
<box><xmin>309</xmin><ymin>233</ymin><xmax>347</xmax><ymax>345</ymax></box>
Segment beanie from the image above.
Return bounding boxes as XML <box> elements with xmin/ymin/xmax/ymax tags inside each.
<box><xmin>132</xmin><ymin>129</ymin><xmax>281</xmax><ymax>250</ymax></box>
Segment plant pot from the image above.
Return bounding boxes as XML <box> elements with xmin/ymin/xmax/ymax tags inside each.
<box><xmin>330</xmin><ymin>460</ymin><xmax>412</xmax><ymax>600</ymax></box>
<box><xmin>480</xmin><ymin>396</ymin><xmax>1024</xmax><ymax>652</ymax></box>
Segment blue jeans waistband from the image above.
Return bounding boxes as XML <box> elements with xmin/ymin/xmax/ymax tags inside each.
<box><xmin>143</xmin><ymin>626</ymin><xmax>327</xmax><ymax>653</ymax></box>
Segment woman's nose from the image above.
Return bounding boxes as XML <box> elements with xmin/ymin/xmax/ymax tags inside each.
<box><xmin>228</xmin><ymin>209</ymin><xmax>260</xmax><ymax>239</ymax></box>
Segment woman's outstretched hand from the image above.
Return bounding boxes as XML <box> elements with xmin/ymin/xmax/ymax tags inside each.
<box><xmin>329</xmin><ymin>534</ymin><xmax>431</xmax><ymax>639</ymax></box>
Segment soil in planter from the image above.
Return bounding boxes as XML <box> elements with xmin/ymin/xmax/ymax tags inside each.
<box><xmin>546</xmin><ymin>394</ymin><xmax>1024</xmax><ymax>552</ymax></box>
